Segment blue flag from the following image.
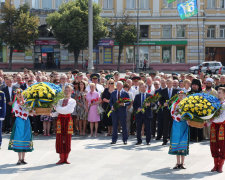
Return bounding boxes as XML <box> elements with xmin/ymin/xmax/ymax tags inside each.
<box><xmin>177</xmin><ymin>0</ymin><xmax>198</xmax><ymax>20</ymax></box>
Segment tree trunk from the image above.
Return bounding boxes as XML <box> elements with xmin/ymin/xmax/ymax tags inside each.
<box><xmin>117</xmin><ymin>45</ymin><xmax>123</xmax><ymax>71</ymax></box>
<box><xmin>73</xmin><ymin>49</ymin><xmax>80</xmax><ymax>69</ymax></box>
<box><xmin>9</xmin><ymin>47</ymin><xmax>13</xmax><ymax>70</ymax></box>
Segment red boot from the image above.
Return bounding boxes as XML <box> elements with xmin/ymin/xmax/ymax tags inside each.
<box><xmin>211</xmin><ymin>158</ymin><xmax>219</xmax><ymax>172</ymax></box>
<box><xmin>64</xmin><ymin>153</ymin><xmax>70</xmax><ymax>164</ymax></box>
<box><xmin>56</xmin><ymin>154</ymin><xmax>64</xmax><ymax>164</ymax></box>
<box><xmin>217</xmin><ymin>159</ymin><xmax>224</xmax><ymax>173</ymax></box>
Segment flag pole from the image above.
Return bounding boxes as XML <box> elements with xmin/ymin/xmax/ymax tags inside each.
<box><xmin>197</xmin><ymin>0</ymin><xmax>200</xmax><ymax>66</ymax></box>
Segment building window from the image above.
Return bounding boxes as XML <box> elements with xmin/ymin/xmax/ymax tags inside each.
<box><xmin>162</xmin><ymin>46</ymin><xmax>171</xmax><ymax>63</ymax></box>
<box><xmin>207</xmin><ymin>25</ymin><xmax>215</xmax><ymax>38</ymax></box>
<box><xmin>207</xmin><ymin>0</ymin><xmax>215</xmax><ymax>8</ymax></box>
<box><xmin>126</xmin><ymin>46</ymin><xmax>134</xmax><ymax>63</ymax></box>
<box><xmin>139</xmin><ymin>46</ymin><xmax>149</xmax><ymax>68</ymax></box>
<box><xmin>162</xmin><ymin>25</ymin><xmax>172</xmax><ymax>38</ymax></box>
<box><xmin>140</xmin><ymin>25</ymin><xmax>149</xmax><ymax>38</ymax></box>
<box><xmin>176</xmin><ymin>46</ymin><xmax>185</xmax><ymax>63</ymax></box>
<box><xmin>126</xmin><ymin>0</ymin><xmax>135</xmax><ymax>9</ymax></box>
<box><xmin>220</xmin><ymin>25</ymin><xmax>225</xmax><ymax>38</ymax></box>
<box><xmin>176</xmin><ymin>25</ymin><xmax>185</xmax><ymax>38</ymax></box>
<box><xmin>103</xmin><ymin>0</ymin><xmax>113</xmax><ymax>9</ymax></box>
<box><xmin>55</xmin><ymin>0</ymin><xmax>63</xmax><ymax>9</ymax></box>
<box><xmin>220</xmin><ymin>0</ymin><xmax>225</xmax><ymax>8</ymax></box>
<box><xmin>42</xmin><ymin>0</ymin><xmax>52</xmax><ymax>9</ymax></box>
<box><xmin>14</xmin><ymin>0</ymin><xmax>20</xmax><ymax>9</ymax></box>
<box><xmin>163</xmin><ymin>0</ymin><xmax>173</xmax><ymax>8</ymax></box>
<box><xmin>139</xmin><ymin>0</ymin><xmax>149</xmax><ymax>9</ymax></box>
<box><xmin>32</xmin><ymin>0</ymin><xmax>40</xmax><ymax>9</ymax></box>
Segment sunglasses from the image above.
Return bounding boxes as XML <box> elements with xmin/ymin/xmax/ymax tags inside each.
<box><xmin>109</xmin><ymin>83</ymin><xmax>114</xmax><ymax>85</ymax></box>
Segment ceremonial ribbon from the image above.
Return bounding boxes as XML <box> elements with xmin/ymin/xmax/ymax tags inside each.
<box><xmin>26</xmin><ymin>98</ymin><xmax>53</xmax><ymax>108</ymax></box>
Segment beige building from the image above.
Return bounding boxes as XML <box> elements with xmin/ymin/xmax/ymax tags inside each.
<box><xmin>1</xmin><ymin>0</ymin><xmax>225</xmax><ymax>71</ymax></box>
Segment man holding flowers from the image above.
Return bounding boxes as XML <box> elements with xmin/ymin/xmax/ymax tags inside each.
<box><xmin>133</xmin><ymin>82</ymin><xmax>153</xmax><ymax>145</ymax></box>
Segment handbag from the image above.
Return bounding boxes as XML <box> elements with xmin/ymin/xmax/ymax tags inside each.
<box><xmin>97</xmin><ymin>104</ymin><xmax>105</xmax><ymax>115</ymax></box>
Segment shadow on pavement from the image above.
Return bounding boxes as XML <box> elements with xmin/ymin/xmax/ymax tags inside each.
<box><xmin>0</xmin><ymin>163</ymin><xmax>57</xmax><ymax>174</ymax></box>
<box><xmin>142</xmin><ymin>167</ymin><xmax>216</xmax><ymax>179</ymax></box>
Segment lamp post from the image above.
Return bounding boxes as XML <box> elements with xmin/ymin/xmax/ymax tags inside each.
<box><xmin>88</xmin><ymin>0</ymin><xmax>94</xmax><ymax>72</ymax></box>
<box><xmin>136</xmin><ymin>0</ymin><xmax>140</xmax><ymax>72</ymax></box>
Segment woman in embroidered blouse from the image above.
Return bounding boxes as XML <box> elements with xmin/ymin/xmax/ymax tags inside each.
<box><xmin>86</xmin><ymin>83</ymin><xmax>101</xmax><ymax>137</ymax></box>
<box><xmin>168</xmin><ymin>91</ymin><xmax>189</xmax><ymax>170</ymax></box>
<box><xmin>8</xmin><ymin>89</ymin><xmax>33</xmax><ymax>165</ymax></box>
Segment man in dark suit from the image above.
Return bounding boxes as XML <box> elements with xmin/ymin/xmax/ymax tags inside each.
<box><xmin>2</xmin><ymin>77</ymin><xmax>15</xmax><ymax>133</ymax></box>
<box><xmin>0</xmin><ymin>90</ymin><xmax>6</xmax><ymax>148</ymax></box>
<box><xmin>20</xmin><ymin>75</ymin><xmax>30</xmax><ymax>90</ymax></box>
<box><xmin>159</xmin><ymin>79</ymin><xmax>179</xmax><ymax>145</ymax></box>
<box><xmin>110</xmin><ymin>81</ymin><xmax>131</xmax><ymax>145</ymax></box>
<box><xmin>133</xmin><ymin>83</ymin><xmax>153</xmax><ymax>145</ymax></box>
<box><xmin>154</xmin><ymin>82</ymin><xmax>163</xmax><ymax>140</ymax></box>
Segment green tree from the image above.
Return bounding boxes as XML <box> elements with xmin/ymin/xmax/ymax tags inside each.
<box><xmin>109</xmin><ymin>16</ymin><xmax>137</xmax><ymax>71</ymax></box>
<box><xmin>46</xmin><ymin>0</ymin><xmax>108</xmax><ymax>69</ymax></box>
<box><xmin>0</xmin><ymin>3</ymin><xmax>39</xmax><ymax>70</ymax></box>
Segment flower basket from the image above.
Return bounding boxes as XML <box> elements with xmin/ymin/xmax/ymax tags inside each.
<box><xmin>187</xmin><ymin>120</ymin><xmax>205</xmax><ymax>129</ymax></box>
<box><xmin>35</xmin><ymin>108</ymin><xmax>51</xmax><ymax>116</ymax></box>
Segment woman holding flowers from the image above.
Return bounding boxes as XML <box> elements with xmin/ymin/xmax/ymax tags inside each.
<box><xmin>169</xmin><ymin>91</ymin><xmax>189</xmax><ymax>170</ymax></box>
<box><xmin>86</xmin><ymin>83</ymin><xmax>101</xmax><ymax>137</ymax></box>
<box><xmin>76</xmin><ymin>80</ymin><xmax>88</xmax><ymax>136</ymax></box>
<box><xmin>8</xmin><ymin>89</ymin><xmax>33</xmax><ymax>165</ymax></box>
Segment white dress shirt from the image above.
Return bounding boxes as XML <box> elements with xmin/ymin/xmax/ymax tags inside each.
<box><xmin>213</xmin><ymin>101</ymin><xmax>225</xmax><ymax>123</ymax></box>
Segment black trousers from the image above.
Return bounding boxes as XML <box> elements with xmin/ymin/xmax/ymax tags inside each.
<box><xmin>33</xmin><ymin>116</ymin><xmax>43</xmax><ymax>134</ymax></box>
<box><xmin>151</xmin><ymin>111</ymin><xmax>157</xmax><ymax>137</ymax></box>
<box><xmin>2</xmin><ymin>110</ymin><xmax>12</xmax><ymax>132</ymax></box>
<box><xmin>136</xmin><ymin>115</ymin><xmax>151</xmax><ymax>143</ymax></box>
<box><xmin>156</xmin><ymin>109</ymin><xmax>163</xmax><ymax>139</ymax></box>
<box><xmin>162</xmin><ymin>108</ymin><xmax>173</xmax><ymax>143</ymax></box>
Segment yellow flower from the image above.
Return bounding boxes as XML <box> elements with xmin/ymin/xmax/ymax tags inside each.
<box><xmin>204</xmin><ymin>105</ymin><xmax>208</xmax><ymax>109</ymax></box>
<box><xmin>47</xmin><ymin>93</ymin><xmax>52</xmax><ymax>99</ymax></box>
<box><xmin>203</xmin><ymin>110</ymin><xmax>207</xmax><ymax>115</ymax></box>
<box><xmin>191</xmin><ymin>108</ymin><xmax>195</xmax><ymax>112</ymax></box>
<box><xmin>195</xmin><ymin>107</ymin><xmax>199</xmax><ymax>111</ymax></box>
<box><xmin>207</xmin><ymin>102</ymin><xmax>211</xmax><ymax>106</ymax></box>
<box><xmin>211</xmin><ymin>106</ymin><xmax>214</xmax><ymax>110</ymax></box>
<box><xmin>208</xmin><ymin>109</ymin><xmax>212</xmax><ymax>113</ymax></box>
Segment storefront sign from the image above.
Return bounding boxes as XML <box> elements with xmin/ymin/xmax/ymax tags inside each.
<box><xmin>114</xmin><ymin>40</ymin><xmax>188</xmax><ymax>46</ymax></box>
<box><xmin>35</xmin><ymin>40</ymin><xmax>59</xmax><ymax>45</ymax></box>
<box><xmin>98</xmin><ymin>39</ymin><xmax>114</xmax><ymax>46</ymax></box>
<box><xmin>104</xmin><ymin>47</ymin><xmax>112</xmax><ymax>64</ymax></box>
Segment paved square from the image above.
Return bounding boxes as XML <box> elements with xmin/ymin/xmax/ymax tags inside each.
<box><xmin>0</xmin><ymin>134</ymin><xmax>224</xmax><ymax>180</ymax></box>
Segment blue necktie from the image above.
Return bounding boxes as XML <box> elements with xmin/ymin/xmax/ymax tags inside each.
<box><xmin>142</xmin><ymin>93</ymin><xmax>145</xmax><ymax>107</ymax></box>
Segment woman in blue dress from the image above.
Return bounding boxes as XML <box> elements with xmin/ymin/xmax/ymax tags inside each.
<box><xmin>8</xmin><ymin>89</ymin><xmax>33</xmax><ymax>165</ymax></box>
<box><xmin>169</xmin><ymin>91</ymin><xmax>189</xmax><ymax>169</ymax></box>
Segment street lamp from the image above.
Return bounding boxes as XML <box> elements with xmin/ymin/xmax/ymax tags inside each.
<box><xmin>136</xmin><ymin>0</ymin><xmax>140</xmax><ymax>72</ymax></box>
<box><xmin>88</xmin><ymin>0</ymin><xmax>94</xmax><ymax>72</ymax></box>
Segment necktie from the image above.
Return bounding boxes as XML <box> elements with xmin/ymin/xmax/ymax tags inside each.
<box><xmin>135</xmin><ymin>86</ymin><xmax>137</xmax><ymax>90</ymax></box>
<box><xmin>142</xmin><ymin>93</ymin><xmax>145</xmax><ymax>107</ymax></box>
<box><xmin>169</xmin><ymin>89</ymin><xmax>172</xmax><ymax>99</ymax></box>
<box><xmin>118</xmin><ymin>91</ymin><xmax>120</xmax><ymax>100</ymax></box>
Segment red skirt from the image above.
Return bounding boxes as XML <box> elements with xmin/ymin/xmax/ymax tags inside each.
<box><xmin>56</xmin><ymin>114</ymin><xmax>73</xmax><ymax>154</ymax></box>
<box><xmin>210</xmin><ymin>122</ymin><xmax>225</xmax><ymax>159</ymax></box>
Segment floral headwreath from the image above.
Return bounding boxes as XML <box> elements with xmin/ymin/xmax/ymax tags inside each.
<box><xmin>178</xmin><ymin>90</ymin><xmax>186</xmax><ymax>95</ymax></box>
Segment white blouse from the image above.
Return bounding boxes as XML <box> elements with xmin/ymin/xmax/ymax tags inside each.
<box><xmin>213</xmin><ymin>101</ymin><xmax>225</xmax><ymax>123</ymax></box>
<box><xmin>56</xmin><ymin>98</ymin><xmax>76</xmax><ymax>115</ymax></box>
<box><xmin>13</xmin><ymin>101</ymin><xmax>29</xmax><ymax>120</ymax></box>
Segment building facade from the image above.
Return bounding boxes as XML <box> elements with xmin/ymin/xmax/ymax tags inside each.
<box><xmin>1</xmin><ymin>0</ymin><xmax>225</xmax><ymax>71</ymax></box>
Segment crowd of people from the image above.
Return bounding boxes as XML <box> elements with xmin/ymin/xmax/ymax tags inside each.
<box><xmin>0</xmin><ymin>68</ymin><xmax>225</xmax><ymax>172</ymax></box>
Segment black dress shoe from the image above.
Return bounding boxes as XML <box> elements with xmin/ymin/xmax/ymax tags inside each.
<box><xmin>162</xmin><ymin>142</ymin><xmax>167</xmax><ymax>146</ymax></box>
<box><xmin>155</xmin><ymin>137</ymin><xmax>161</xmax><ymax>140</ymax></box>
<box><xmin>16</xmin><ymin>160</ymin><xmax>22</xmax><ymax>165</ymax></box>
<box><xmin>135</xmin><ymin>142</ymin><xmax>142</xmax><ymax>145</ymax></box>
<box><xmin>21</xmin><ymin>160</ymin><xmax>27</xmax><ymax>164</ymax></box>
<box><xmin>111</xmin><ymin>142</ymin><xmax>116</xmax><ymax>145</ymax></box>
<box><xmin>124</xmin><ymin>141</ymin><xmax>127</xmax><ymax>145</ymax></box>
<box><xmin>146</xmin><ymin>142</ymin><xmax>150</xmax><ymax>145</ymax></box>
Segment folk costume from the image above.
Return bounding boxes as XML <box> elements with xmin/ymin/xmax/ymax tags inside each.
<box><xmin>55</xmin><ymin>98</ymin><xmax>76</xmax><ymax>164</ymax></box>
<box><xmin>169</xmin><ymin>100</ymin><xmax>189</xmax><ymax>156</ymax></box>
<box><xmin>8</xmin><ymin>99</ymin><xmax>33</xmax><ymax>152</ymax></box>
<box><xmin>210</xmin><ymin>100</ymin><xmax>225</xmax><ymax>173</ymax></box>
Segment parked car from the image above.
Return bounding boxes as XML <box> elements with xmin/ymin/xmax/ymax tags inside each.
<box><xmin>189</xmin><ymin>61</ymin><xmax>222</xmax><ymax>74</ymax></box>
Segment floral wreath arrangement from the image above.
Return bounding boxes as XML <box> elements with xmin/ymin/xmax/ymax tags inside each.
<box><xmin>179</xmin><ymin>93</ymin><xmax>221</xmax><ymax>128</ymax></box>
<box><xmin>107</xmin><ymin>98</ymin><xmax>131</xmax><ymax>117</ymax></box>
<box><xmin>137</xmin><ymin>93</ymin><xmax>161</xmax><ymax>114</ymax></box>
<box><xmin>22</xmin><ymin>82</ymin><xmax>63</xmax><ymax>115</ymax></box>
